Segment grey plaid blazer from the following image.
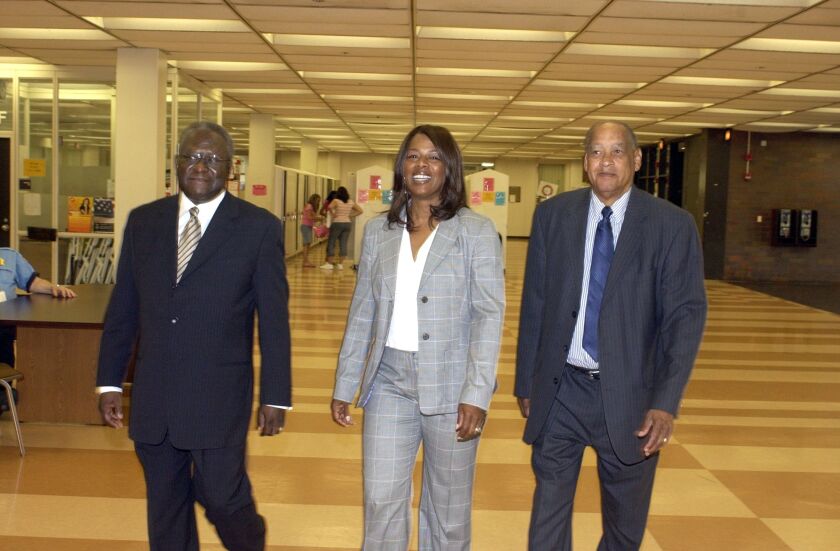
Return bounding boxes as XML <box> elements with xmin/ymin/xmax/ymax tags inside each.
<box><xmin>333</xmin><ymin>208</ymin><xmax>505</xmax><ymax>414</ymax></box>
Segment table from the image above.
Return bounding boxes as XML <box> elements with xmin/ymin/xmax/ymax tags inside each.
<box><xmin>0</xmin><ymin>284</ymin><xmax>113</xmax><ymax>424</ymax></box>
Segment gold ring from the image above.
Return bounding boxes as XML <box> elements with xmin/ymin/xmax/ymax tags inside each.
<box><xmin>662</xmin><ymin>437</ymin><xmax>669</xmax><ymax>443</ymax></box>
<box><xmin>474</xmin><ymin>426</ymin><xmax>482</xmax><ymax>433</ymax></box>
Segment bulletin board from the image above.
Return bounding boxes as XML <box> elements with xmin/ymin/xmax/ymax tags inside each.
<box><xmin>465</xmin><ymin>169</ymin><xmax>509</xmax><ymax>262</ymax></box>
<box><xmin>352</xmin><ymin>165</ymin><xmax>394</xmax><ymax>266</ymax></box>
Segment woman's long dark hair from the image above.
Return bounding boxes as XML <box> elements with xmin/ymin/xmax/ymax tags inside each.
<box><xmin>335</xmin><ymin>186</ymin><xmax>350</xmax><ymax>203</ymax></box>
<box><xmin>388</xmin><ymin>125</ymin><xmax>467</xmax><ymax>231</ymax></box>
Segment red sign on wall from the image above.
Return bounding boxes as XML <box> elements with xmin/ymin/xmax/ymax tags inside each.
<box><xmin>252</xmin><ymin>184</ymin><xmax>267</xmax><ymax>196</ymax></box>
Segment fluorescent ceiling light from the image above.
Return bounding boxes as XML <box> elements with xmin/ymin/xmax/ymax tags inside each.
<box><xmin>224</xmin><ymin>88</ymin><xmax>308</xmax><ymax>94</ymax></box>
<box><xmin>498</xmin><ymin>115</ymin><xmax>572</xmax><ymax>122</ymax></box>
<box><xmin>634</xmin><ymin>131</ymin><xmax>689</xmax><ymax>137</ymax></box>
<box><xmin>264</xmin><ymin>33</ymin><xmax>408</xmax><ymax>48</ymax></box>
<box><xmin>808</xmin><ymin>127</ymin><xmax>840</xmax><ymax>133</ymax></box>
<box><xmin>662</xmin><ymin>76</ymin><xmax>784</xmax><ymax>87</ymax></box>
<box><xmin>760</xmin><ymin>88</ymin><xmax>840</xmax><ymax>98</ymax></box>
<box><xmin>742</xmin><ymin>121</ymin><xmax>815</xmax><ymax>128</ymax></box>
<box><xmin>566</xmin><ymin>43</ymin><xmax>714</xmax><ymax>59</ymax></box>
<box><xmin>84</xmin><ymin>17</ymin><xmax>246</xmax><ymax>32</ymax></box>
<box><xmin>417</xmin><ymin>109</ymin><xmax>497</xmax><ymax>115</ymax></box>
<box><xmin>702</xmin><ymin>108</ymin><xmax>791</xmax><ymax>116</ymax></box>
<box><xmin>322</xmin><ymin>94</ymin><xmax>409</xmax><ymax>102</ymax></box>
<box><xmin>417</xmin><ymin>67</ymin><xmax>535</xmax><ymax>78</ymax></box>
<box><xmin>534</xmin><ymin>79</ymin><xmax>645</xmax><ymax>90</ymax></box>
<box><xmin>811</xmin><ymin>107</ymin><xmax>840</xmax><ymax>114</ymax></box>
<box><xmin>174</xmin><ymin>61</ymin><xmax>287</xmax><ymax>71</ymax></box>
<box><xmin>300</xmin><ymin>71</ymin><xmax>411</xmax><ymax>81</ymax></box>
<box><xmin>641</xmin><ymin>0</ymin><xmax>820</xmax><ymax>6</ymax></box>
<box><xmin>514</xmin><ymin>100</ymin><xmax>604</xmax><ymax>108</ymax></box>
<box><xmin>657</xmin><ymin>121</ymin><xmax>729</xmax><ymax>127</ymax></box>
<box><xmin>416</xmin><ymin>27</ymin><xmax>573</xmax><ymax>42</ymax></box>
<box><xmin>0</xmin><ymin>28</ymin><xmax>112</xmax><ymax>40</ymax></box>
<box><xmin>481</xmin><ymin>162</ymin><xmax>495</xmax><ymax>167</ymax></box>
<box><xmin>545</xmin><ymin>134</ymin><xmax>586</xmax><ymax>140</ymax></box>
<box><xmin>616</xmin><ymin>100</ymin><xmax>712</xmax><ymax>108</ymax></box>
<box><xmin>589</xmin><ymin>115</ymin><xmax>659</xmax><ymax>121</ymax></box>
<box><xmin>419</xmin><ymin>93</ymin><xmax>511</xmax><ymax>101</ymax></box>
<box><xmin>733</xmin><ymin>38</ymin><xmax>840</xmax><ymax>54</ymax></box>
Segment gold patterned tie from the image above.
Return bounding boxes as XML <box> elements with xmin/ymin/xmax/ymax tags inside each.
<box><xmin>176</xmin><ymin>207</ymin><xmax>201</xmax><ymax>282</ymax></box>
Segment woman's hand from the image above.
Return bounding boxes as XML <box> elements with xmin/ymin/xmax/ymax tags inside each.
<box><xmin>331</xmin><ymin>399</ymin><xmax>354</xmax><ymax>427</ymax></box>
<box><xmin>456</xmin><ymin>403</ymin><xmax>486</xmax><ymax>442</ymax></box>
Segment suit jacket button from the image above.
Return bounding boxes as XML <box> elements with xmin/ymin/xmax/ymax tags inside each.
<box><xmin>422</xmin><ymin>333</ymin><xmax>430</xmax><ymax>340</ymax></box>
<box><xmin>171</xmin><ymin>318</ymin><xmax>178</xmax><ymax>324</ymax></box>
<box><xmin>571</xmin><ymin>310</ymin><xmax>577</xmax><ymax>318</ymax></box>
<box><xmin>553</xmin><ymin>377</ymin><xmax>559</xmax><ymax>384</ymax></box>
<box><xmin>421</xmin><ymin>296</ymin><xmax>428</xmax><ymax>303</ymax></box>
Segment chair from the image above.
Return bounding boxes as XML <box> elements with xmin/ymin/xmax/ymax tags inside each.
<box><xmin>0</xmin><ymin>363</ymin><xmax>25</xmax><ymax>456</ymax></box>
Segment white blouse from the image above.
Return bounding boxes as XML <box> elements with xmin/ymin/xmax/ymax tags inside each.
<box><xmin>385</xmin><ymin>225</ymin><xmax>438</xmax><ymax>352</ymax></box>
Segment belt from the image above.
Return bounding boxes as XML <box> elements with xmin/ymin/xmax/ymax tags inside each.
<box><xmin>565</xmin><ymin>362</ymin><xmax>600</xmax><ymax>380</ymax></box>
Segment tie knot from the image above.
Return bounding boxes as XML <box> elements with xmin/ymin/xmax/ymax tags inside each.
<box><xmin>601</xmin><ymin>206</ymin><xmax>612</xmax><ymax>220</ymax></box>
<box><xmin>189</xmin><ymin>207</ymin><xmax>199</xmax><ymax>218</ymax></box>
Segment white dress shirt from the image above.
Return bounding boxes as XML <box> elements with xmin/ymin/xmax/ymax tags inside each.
<box><xmin>385</xmin><ymin>225</ymin><xmax>438</xmax><ymax>351</ymax></box>
<box><xmin>566</xmin><ymin>189</ymin><xmax>631</xmax><ymax>370</ymax></box>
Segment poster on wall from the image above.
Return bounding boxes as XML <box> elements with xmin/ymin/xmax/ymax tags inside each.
<box><xmin>93</xmin><ymin>197</ymin><xmax>115</xmax><ymax>233</ymax></box>
<box><xmin>369</xmin><ymin>175</ymin><xmax>382</xmax><ymax>190</ymax></box>
<box><xmin>470</xmin><ymin>191</ymin><xmax>482</xmax><ymax>206</ymax></box>
<box><xmin>358</xmin><ymin>189</ymin><xmax>369</xmax><ymax>204</ymax></box>
<box><xmin>67</xmin><ymin>196</ymin><xmax>93</xmax><ymax>232</ymax></box>
<box><xmin>538</xmin><ymin>181</ymin><xmax>558</xmax><ymax>203</ymax></box>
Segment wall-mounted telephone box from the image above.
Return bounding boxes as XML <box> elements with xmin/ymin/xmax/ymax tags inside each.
<box><xmin>796</xmin><ymin>209</ymin><xmax>818</xmax><ymax>247</ymax></box>
<box><xmin>771</xmin><ymin>209</ymin><xmax>818</xmax><ymax>247</ymax></box>
<box><xmin>771</xmin><ymin>209</ymin><xmax>797</xmax><ymax>246</ymax></box>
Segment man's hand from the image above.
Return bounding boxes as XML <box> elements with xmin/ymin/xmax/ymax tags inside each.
<box><xmin>257</xmin><ymin>405</ymin><xmax>286</xmax><ymax>436</ymax></box>
<box><xmin>331</xmin><ymin>399</ymin><xmax>354</xmax><ymax>427</ymax></box>
<box><xmin>635</xmin><ymin>408</ymin><xmax>674</xmax><ymax>457</ymax></box>
<box><xmin>456</xmin><ymin>403</ymin><xmax>486</xmax><ymax>442</ymax></box>
<box><xmin>517</xmin><ymin>397</ymin><xmax>531</xmax><ymax>418</ymax></box>
<box><xmin>99</xmin><ymin>391</ymin><xmax>124</xmax><ymax>428</ymax></box>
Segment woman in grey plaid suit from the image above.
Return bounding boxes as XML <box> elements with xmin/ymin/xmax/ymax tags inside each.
<box><xmin>331</xmin><ymin>125</ymin><xmax>505</xmax><ymax>551</ymax></box>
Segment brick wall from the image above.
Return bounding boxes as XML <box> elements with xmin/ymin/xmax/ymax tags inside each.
<box><xmin>724</xmin><ymin>130</ymin><xmax>839</xmax><ymax>283</ymax></box>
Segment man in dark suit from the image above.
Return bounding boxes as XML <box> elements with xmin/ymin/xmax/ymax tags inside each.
<box><xmin>97</xmin><ymin>121</ymin><xmax>291</xmax><ymax>551</ymax></box>
<box><xmin>515</xmin><ymin>121</ymin><xmax>707</xmax><ymax>550</ymax></box>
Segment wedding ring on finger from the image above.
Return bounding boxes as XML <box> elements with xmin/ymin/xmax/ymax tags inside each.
<box><xmin>474</xmin><ymin>426</ymin><xmax>483</xmax><ymax>434</ymax></box>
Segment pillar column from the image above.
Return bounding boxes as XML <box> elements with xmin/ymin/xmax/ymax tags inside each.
<box><xmin>114</xmin><ymin>48</ymin><xmax>167</xmax><ymax>256</ymax></box>
<box><xmin>300</xmin><ymin>138</ymin><xmax>318</xmax><ymax>174</ymax></box>
<box><xmin>247</xmin><ymin>113</ymin><xmax>275</xmax><ymax>210</ymax></box>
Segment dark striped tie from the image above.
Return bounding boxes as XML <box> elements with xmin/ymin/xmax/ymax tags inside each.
<box><xmin>176</xmin><ymin>207</ymin><xmax>201</xmax><ymax>283</ymax></box>
<box><xmin>582</xmin><ymin>206</ymin><xmax>614</xmax><ymax>362</ymax></box>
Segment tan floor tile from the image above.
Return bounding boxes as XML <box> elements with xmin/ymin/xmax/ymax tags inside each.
<box><xmin>683</xmin><ymin>444</ymin><xmax>840</xmax><ymax>473</ymax></box>
<box><xmin>646</xmin><ymin>517</ymin><xmax>793</xmax><ymax>551</ymax></box>
<box><xmin>0</xmin><ymin>448</ymin><xmax>144</xmax><ymax>498</ymax></box>
<box><xmin>712</xmin><ymin>471</ymin><xmax>840</xmax><ymax>519</ymax></box>
<box><xmin>649</xmin><ymin>469</ymin><xmax>755</xmax><ymax>518</ymax></box>
<box><xmin>675</xmin><ymin>425</ymin><xmax>840</xmax><ymax>448</ymax></box>
<box><xmin>684</xmin><ymin>379</ymin><xmax>840</xmax><ymax>402</ymax></box>
<box><xmin>763</xmin><ymin>518</ymin><xmax>840</xmax><ymax>551</ymax></box>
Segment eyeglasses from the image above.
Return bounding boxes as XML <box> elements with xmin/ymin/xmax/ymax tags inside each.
<box><xmin>177</xmin><ymin>153</ymin><xmax>230</xmax><ymax>171</ymax></box>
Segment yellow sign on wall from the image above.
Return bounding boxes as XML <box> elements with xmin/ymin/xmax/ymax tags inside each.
<box><xmin>23</xmin><ymin>158</ymin><xmax>46</xmax><ymax>177</ymax></box>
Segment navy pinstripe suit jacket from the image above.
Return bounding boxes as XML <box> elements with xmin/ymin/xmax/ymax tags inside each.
<box><xmin>515</xmin><ymin>186</ymin><xmax>707</xmax><ymax>464</ymax></box>
<box><xmin>96</xmin><ymin>193</ymin><xmax>291</xmax><ymax>450</ymax></box>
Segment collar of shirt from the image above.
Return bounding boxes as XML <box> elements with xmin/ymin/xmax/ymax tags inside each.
<box><xmin>588</xmin><ymin>188</ymin><xmax>631</xmax><ymax>246</ymax></box>
<box><xmin>178</xmin><ymin>190</ymin><xmax>226</xmax><ymax>238</ymax></box>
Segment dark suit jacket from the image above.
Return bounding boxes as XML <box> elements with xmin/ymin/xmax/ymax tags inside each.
<box><xmin>515</xmin><ymin>187</ymin><xmax>706</xmax><ymax>464</ymax></box>
<box><xmin>96</xmin><ymin>193</ymin><xmax>291</xmax><ymax>450</ymax></box>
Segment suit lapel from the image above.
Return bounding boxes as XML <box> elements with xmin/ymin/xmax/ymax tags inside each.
<box><xmin>153</xmin><ymin>196</ymin><xmax>180</xmax><ymax>284</ymax></box>
<box><xmin>179</xmin><ymin>193</ymin><xmax>238</xmax><ymax>283</ymax></box>
<box><xmin>563</xmin><ymin>189</ymin><xmax>590</xmax><ymax>290</ymax></box>
<box><xmin>378</xmin><ymin>218</ymin><xmax>403</xmax><ymax>296</ymax></box>
<box><xmin>604</xmin><ymin>187</ymin><xmax>648</xmax><ymax>300</ymax></box>
<box><xmin>419</xmin><ymin>214</ymin><xmax>459</xmax><ymax>289</ymax></box>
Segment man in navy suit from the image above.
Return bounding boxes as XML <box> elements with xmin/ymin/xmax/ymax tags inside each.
<box><xmin>97</xmin><ymin>121</ymin><xmax>291</xmax><ymax>551</ymax></box>
<box><xmin>515</xmin><ymin>121</ymin><xmax>707</xmax><ymax>550</ymax></box>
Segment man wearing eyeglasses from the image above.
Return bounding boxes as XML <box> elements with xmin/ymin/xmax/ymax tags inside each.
<box><xmin>96</xmin><ymin>121</ymin><xmax>291</xmax><ymax>551</ymax></box>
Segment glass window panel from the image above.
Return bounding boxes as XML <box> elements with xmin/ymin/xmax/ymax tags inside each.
<box><xmin>17</xmin><ymin>79</ymin><xmax>54</xmax><ymax>278</ymax></box>
<box><xmin>57</xmin><ymin>81</ymin><xmax>114</xmax><ymax>283</ymax></box>
<box><xmin>0</xmin><ymin>79</ymin><xmax>12</xmax><ymax>131</ymax></box>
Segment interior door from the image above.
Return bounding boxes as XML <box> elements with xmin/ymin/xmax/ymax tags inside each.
<box><xmin>0</xmin><ymin>137</ymin><xmax>10</xmax><ymax>247</ymax></box>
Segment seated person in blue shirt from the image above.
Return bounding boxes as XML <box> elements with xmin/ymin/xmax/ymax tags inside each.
<box><xmin>0</xmin><ymin>247</ymin><xmax>76</xmax><ymax>367</ymax></box>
